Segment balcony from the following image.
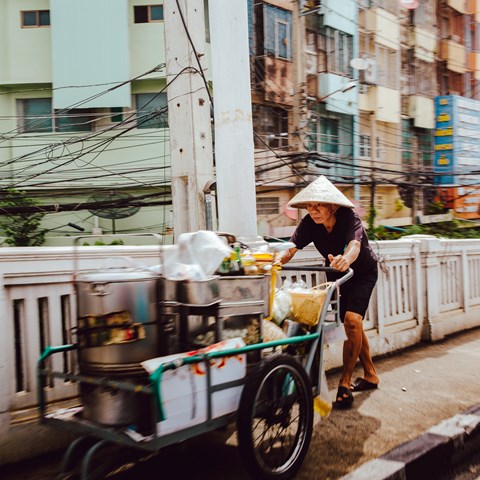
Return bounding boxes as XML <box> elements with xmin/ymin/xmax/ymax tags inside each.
<box><xmin>447</xmin><ymin>0</ymin><xmax>468</xmax><ymax>13</ymax></box>
<box><xmin>408</xmin><ymin>26</ymin><xmax>436</xmax><ymax>63</ymax></box>
<box><xmin>440</xmin><ymin>39</ymin><xmax>467</xmax><ymax>73</ymax></box>
<box><xmin>364</xmin><ymin>7</ymin><xmax>400</xmax><ymax>51</ymax></box>
<box><xmin>358</xmin><ymin>85</ymin><xmax>401</xmax><ymax>123</ymax></box>
<box><xmin>252</xmin><ymin>56</ymin><xmax>293</xmax><ymax>106</ymax></box>
<box><xmin>408</xmin><ymin>96</ymin><xmax>435</xmax><ymax>129</ymax></box>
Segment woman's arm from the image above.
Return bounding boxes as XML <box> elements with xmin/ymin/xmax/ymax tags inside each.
<box><xmin>280</xmin><ymin>247</ymin><xmax>298</xmax><ymax>265</ymax></box>
<box><xmin>328</xmin><ymin>239</ymin><xmax>360</xmax><ymax>272</ymax></box>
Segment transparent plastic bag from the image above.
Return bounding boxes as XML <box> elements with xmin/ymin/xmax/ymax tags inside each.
<box><xmin>163</xmin><ymin>231</ymin><xmax>232</xmax><ymax>280</ymax></box>
<box><xmin>271</xmin><ymin>280</ymin><xmax>293</xmax><ymax>325</ymax></box>
<box><xmin>313</xmin><ymin>365</ymin><xmax>332</xmax><ymax>418</ymax></box>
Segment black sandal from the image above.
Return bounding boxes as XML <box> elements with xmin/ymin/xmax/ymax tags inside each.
<box><xmin>334</xmin><ymin>386</ymin><xmax>354</xmax><ymax>409</ymax></box>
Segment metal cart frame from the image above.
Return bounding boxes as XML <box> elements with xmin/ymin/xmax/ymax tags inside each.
<box><xmin>37</xmin><ymin>266</ymin><xmax>353</xmax><ymax>480</ymax></box>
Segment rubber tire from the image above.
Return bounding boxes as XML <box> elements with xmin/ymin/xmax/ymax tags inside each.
<box><xmin>237</xmin><ymin>353</ymin><xmax>313</xmax><ymax>480</ymax></box>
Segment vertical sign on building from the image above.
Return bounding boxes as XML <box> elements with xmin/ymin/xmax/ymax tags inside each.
<box><xmin>434</xmin><ymin>95</ymin><xmax>480</xmax><ymax>218</ymax></box>
<box><xmin>434</xmin><ymin>96</ymin><xmax>454</xmax><ymax>185</ymax></box>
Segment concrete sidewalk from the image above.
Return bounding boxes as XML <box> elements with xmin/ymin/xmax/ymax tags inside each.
<box><xmin>323</xmin><ymin>326</ymin><xmax>480</xmax><ymax>480</ymax></box>
<box><xmin>2</xmin><ymin>326</ymin><xmax>480</xmax><ymax>480</ymax></box>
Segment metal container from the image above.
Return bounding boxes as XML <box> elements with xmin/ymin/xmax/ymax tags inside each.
<box><xmin>218</xmin><ymin>275</ymin><xmax>270</xmax><ymax>315</ymax></box>
<box><xmin>176</xmin><ymin>275</ymin><xmax>220</xmax><ymax>306</ymax></box>
<box><xmin>79</xmin><ymin>367</ymin><xmax>153</xmax><ymax>431</ymax></box>
<box><xmin>76</xmin><ymin>266</ymin><xmax>162</xmax><ymax>366</ymax></box>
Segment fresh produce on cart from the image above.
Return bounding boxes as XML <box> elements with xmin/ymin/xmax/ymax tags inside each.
<box><xmin>37</xmin><ymin>232</ymin><xmax>353</xmax><ymax>480</ymax></box>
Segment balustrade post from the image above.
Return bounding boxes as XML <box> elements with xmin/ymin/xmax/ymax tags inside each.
<box><xmin>406</xmin><ymin>235</ymin><xmax>442</xmax><ymax>341</ymax></box>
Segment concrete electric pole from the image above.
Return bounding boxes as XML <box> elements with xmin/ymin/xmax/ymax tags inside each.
<box><xmin>164</xmin><ymin>0</ymin><xmax>215</xmax><ymax>239</ymax></box>
<box><xmin>208</xmin><ymin>0</ymin><xmax>261</xmax><ymax>244</ymax></box>
<box><xmin>291</xmin><ymin>1</ymin><xmax>307</xmax><ymax>153</ymax></box>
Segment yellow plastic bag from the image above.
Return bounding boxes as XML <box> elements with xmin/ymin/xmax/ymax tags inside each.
<box><xmin>313</xmin><ymin>366</ymin><xmax>332</xmax><ymax>418</ymax></box>
<box><xmin>290</xmin><ymin>282</ymin><xmax>334</xmax><ymax>326</ymax></box>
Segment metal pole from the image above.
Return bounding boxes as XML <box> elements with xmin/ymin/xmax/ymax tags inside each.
<box><xmin>208</xmin><ymin>0</ymin><xmax>260</xmax><ymax>242</ymax></box>
<box><xmin>291</xmin><ymin>1</ymin><xmax>306</xmax><ymax>152</ymax></box>
<box><xmin>164</xmin><ymin>0</ymin><xmax>215</xmax><ymax>239</ymax></box>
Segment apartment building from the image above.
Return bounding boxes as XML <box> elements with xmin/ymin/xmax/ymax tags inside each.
<box><xmin>1</xmin><ymin>1</ymin><xmax>480</xmax><ymax>243</ymax></box>
<box><xmin>254</xmin><ymin>0</ymin><xmax>480</xmax><ymax>235</ymax></box>
<box><xmin>0</xmin><ymin>0</ymin><xmax>174</xmax><ymax>239</ymax></box>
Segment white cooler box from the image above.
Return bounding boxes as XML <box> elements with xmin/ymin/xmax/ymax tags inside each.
<box><xmin>142</xmin><ymin>337</ymin><xmax>246</xmax><ymax>436</ymax></box>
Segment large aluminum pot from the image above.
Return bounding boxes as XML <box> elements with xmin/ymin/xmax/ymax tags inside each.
<box><xmin>76</xmin><ymin>266</ymin><xmax>161</xmax><ymax>367</ymax></box>
<box><xmin>79</xmin><ymin>366</ymin><xmax>153</xmax><ymax>431</ymax></box>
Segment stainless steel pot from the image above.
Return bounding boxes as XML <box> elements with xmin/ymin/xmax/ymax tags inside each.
<box><xmin>79</xmin><ymin>368</ymin><xmax>153</xmax><ymax>431</ymax></box>
<box><xmin>76</xmin><ymin>266</ymin><xmax>162</xmax><ymax>366</ymax></box>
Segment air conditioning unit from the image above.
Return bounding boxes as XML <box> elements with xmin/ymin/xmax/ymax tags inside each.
<box><xmin>304</xmin><ymin>51</ymin><xmax>317</xmax><ymax>75</ymax></box>
<box><xmin>359</xmin><ymin>58</ymin><xmax>377</xmax><ymax>85</ymax></box>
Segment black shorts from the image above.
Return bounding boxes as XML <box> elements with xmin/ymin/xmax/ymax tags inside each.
<box><xmin>327</xmin><ymin>269</ymin><xmax>378</xmax><ymax>322</ymax></box>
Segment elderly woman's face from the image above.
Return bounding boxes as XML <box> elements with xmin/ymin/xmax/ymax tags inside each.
<box><xmin>305</xmin><ymin>203</ymin><xmax>337</xmax><ymax>224</ymax></box>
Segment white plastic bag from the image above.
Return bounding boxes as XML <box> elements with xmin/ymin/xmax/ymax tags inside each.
<box><xmin>272</xmin><ymin>280</ymin><xmax>293</xmax><ymax>325</ymax></box>
<box><xmin>163</xmin><ymin>231</ymin><xmax>232</xmax><ymax>280</ymax></box>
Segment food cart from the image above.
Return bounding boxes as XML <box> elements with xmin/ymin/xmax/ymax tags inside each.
<box><xmin>37</xmin><ymin>233</ymin><xmax>353</xmax><ymax>480</ymax></box>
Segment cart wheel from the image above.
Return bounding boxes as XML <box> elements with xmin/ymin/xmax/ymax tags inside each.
<box><xmin>237</xmin><ymin>353</ymin><xmax>313</xmax><ymax>480</ymax></box>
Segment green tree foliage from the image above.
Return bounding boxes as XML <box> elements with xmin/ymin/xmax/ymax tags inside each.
<box><xmin>370</xmin><ymin>221</ymin><xmax>480</xmax><ymax>241</ymax></box>
<box><xmin>0</xmin><ymin>189</ymin><xmax>48</xmax><ymax>246</ymax></box>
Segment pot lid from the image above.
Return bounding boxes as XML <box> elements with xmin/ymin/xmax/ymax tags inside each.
<box><xmin>77</xmin><ymin>268</ymin><xmax>158</xmax><ymax>282</ymax></box>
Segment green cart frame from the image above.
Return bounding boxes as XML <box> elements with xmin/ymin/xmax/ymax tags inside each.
<box><xmin>37</xmin><ymin>266</ymin><xmax>353</xmax><ymax>480</ymax></box>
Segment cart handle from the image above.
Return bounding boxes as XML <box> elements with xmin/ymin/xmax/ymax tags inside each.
<box><xmin>38</xmin><ymin>343</ymin><xmax>78</xmax><ymax>363</ymax></box>
<box><xmin>280</xmin><ymin>266</ymin><xmax>353</xmax><ymax>286</ymax></box>
<box><xmin>149</xmin><ymin>332</ymin><xmax>320</xmax><ymax>422</ymax></box>
<box><xmin>37</xmin><ymin>344</ymin><xmax>78</xmax><ymax>420</ymax></box>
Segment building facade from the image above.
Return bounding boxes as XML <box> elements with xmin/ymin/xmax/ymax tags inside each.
<box><xmin>1</xmin><ymin>0</ymin><xmax>480</xmax><ymax>243</ymax></box>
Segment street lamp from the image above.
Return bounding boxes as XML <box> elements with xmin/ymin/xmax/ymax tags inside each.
<box><xmin>307</xmin><ymin>80</ymin><xmax>357</xmax><ymax>107</ymax></box>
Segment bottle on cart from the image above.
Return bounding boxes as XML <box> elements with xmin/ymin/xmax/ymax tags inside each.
<box><xmin>231</xmin><ymin>242</ymin><xmax>245</xmax><ymax>275</ymax></box>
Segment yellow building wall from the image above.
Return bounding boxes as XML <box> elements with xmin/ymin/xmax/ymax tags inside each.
<box><xmin>375</xmin><ymin>86</ymin><xmax>401</xmax><ymax>123</ymax></box>
<box><xmin>410</xmin><ymin>27</ymin><xmax>436</xmax><ymax>63</ymax></box>
<box><xmin>366</xmin><ymin>8</ymin><xmax>400</xmax><ymax>51</ymax></box>
<box><xmin>409</xmin><ymin>96</ymin><xmax>435</xmax><ymax>129</ymax></box>
<box><xmin>2</xmin><ymin>0</ymin><xmax>52</xmax><ymax>84</ymax></box>
<box><xmin>448</xmin><ymin>0</ymin><xmax>468</xmax><ymax>13</ymax></box>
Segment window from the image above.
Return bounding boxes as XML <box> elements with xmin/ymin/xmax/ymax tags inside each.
<box><xmin>359</xmin><ymin>134</ymin><xmax>371</xmax><ymax>158</ymax></box>
<box><xmin>252</xmin><ymin>104</ymin><xmax>288</xmax><ymax>149</ymax></box>
<box><xmin>377</xmin><ymin>45</ymin><xmax>399</xmax><ymax>90</ymax></box>
<box><xmin>21</xmin><ymin>10</ymin><xmax>50</xmax><ymax>28</ymax></box>
<box><xmin>17</xmin><ymin>99</ymin><xmax>93</xmax><ymax>133</ymax></box>
<box><xmin>110</xmin><ymin>107</ymin><xmax>124</xmax><ymax>123</ymax></box>
<box><xmin>320</xmin><ymin>118</ymin><xmax>339</xmax><ymax>154</ymax></box>
<box><xmin>136</xmin><ymin>93</ymin><xmax>169</xmax><ymax>129</ymax></box>
<box><xmin>257</xmin><ymin>197</ymin><xmax>280</xmax><ymax>215</ymax></box>
<box><xmin>56</xmin><ymin>110</ymin><xmax>93</xmax><ymax>133</ymax></box>
<box><xmin>263</xmin><ymin>4</ymin><xmax>292</xmax><ymax>60</ymax></box>
<box><xmin>275</xmin><ymin>20</ymin><xmax>289</xmax><ymax>59</ymax></box>
<box><xmin>417</xmin><ymin>129</ymin><xmax>433</xmax><ymax>169</ymax></box>
<box><xmin>18</xmin><ymin>98</ymin><xmax>53</xmax><ymax>133</ymax></box>
<box><xmin>319</xmin><ymin>28</ymin><xmax>353</xmax><ymax>76</ymax></box>
<box><xmin>308</xmin><ymin>115</ymin><xmax>339</xmax><ymax>154</ymax></box>
<box><xmin>134</xmin><ymin>5</ymin><xmax>164</xmax><ymax>23</ymax></box>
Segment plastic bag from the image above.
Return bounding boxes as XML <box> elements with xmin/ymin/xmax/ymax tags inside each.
<box><xmin>271</xmin><ymin>280</ymin><xmax>293</xmax><ymax>325</ymax></box>
<box><xmin>313</xmin><ymin>365</ymin><xmax>332</xmax><ymax>418</ymax></box>
<box><xmin>290</xmin><ymin>282</ymin><xmax>334</xmax><ymax>326</ymax></box>
<box><xmin>163</xmin><ymin>231</ymin><xmax>232</xmax><ymax>280</ymax></box>
<box><xmin>262</xmin><ymin>319</ymin><xmax>287</xmax><ymax>343</ymax></box>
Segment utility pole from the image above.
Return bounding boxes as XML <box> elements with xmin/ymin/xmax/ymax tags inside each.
<box><xmin>369</xmin><ymin>113</ymin><xmax>377</xmax><ymax>230</ymax></box>
<box><xmin>291</xmin><ymin>1</ymin><xmax>307</xmax><ymax>153</ymax></box>
<box><xmin>208</xmin><ymin>0</ymin><xmax>261</xmax><ymax>244</ymax></box>
<box><xmin>164</xmin><ymin>0</ymin><xmax>215</xmax><ymax>239</ymax></box>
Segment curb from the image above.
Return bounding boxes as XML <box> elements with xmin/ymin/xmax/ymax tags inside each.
<box><xmin>340</xmin><ymin>404</ymin><xmax>480</xmax><ymax>480</ymax></box>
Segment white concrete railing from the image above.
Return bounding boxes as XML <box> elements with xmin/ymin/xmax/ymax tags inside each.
<box><xmin>1</xmin><ymin>235</ymin><xmax>480</xmax><ymax>463</ymax></box>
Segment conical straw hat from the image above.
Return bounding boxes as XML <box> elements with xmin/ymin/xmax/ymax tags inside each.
<box><xmin>288</xmin><ymin>176</ymin><xmax>354</xmax><ymax>209</ymax></box>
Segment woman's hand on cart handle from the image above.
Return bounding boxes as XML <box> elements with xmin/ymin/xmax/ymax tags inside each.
<box><xmin>328</xmin><ymin>253</ymin><xmax>350</xmax><ymax>272</ymax></box>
